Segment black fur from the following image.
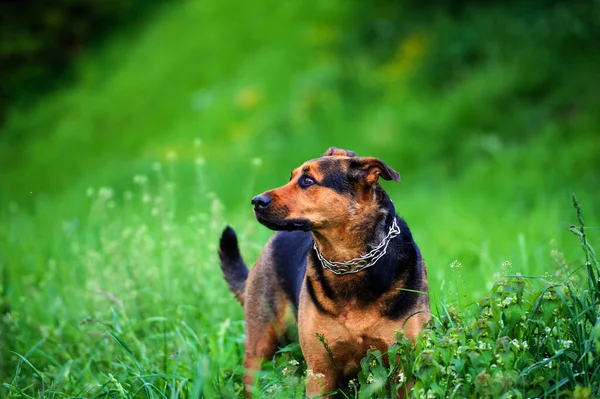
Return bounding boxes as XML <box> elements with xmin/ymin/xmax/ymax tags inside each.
<box><xmin>317</xmin><ymin>159</ymin><xmax>353</xmax><ymax>195</ymax></box>
<box><xmin>218</xmin><ymin>226</ymin><xmax>249</xmax><ymax>301</ymax></box>
<box><xmin>378</xmin><ymin>217</ymin><xmax>423</xmax><ymax>318</ymax></box>
<box><xmin>305</xmin><ymin>275</ymin><xmax>335</xmax><ymax>316</ymax></box>
<box><xmin>309</xmin><ymin>250</ymin><xmax>335</xmax><ymax>300</ymax></box>
<box><xmin>255</xmin><ymin>215</ymin><xmax>312</xmax><ymax>232</ymax></box>
<box><xmin>270</xmin><ymin>231</ymin><xmax>312</xmax><ymax>310</ymax></box>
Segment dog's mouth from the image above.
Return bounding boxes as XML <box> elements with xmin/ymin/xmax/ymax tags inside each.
<box><xmin>255</xmin><ymin>213</ymin><xmax>312</xmax><ymax>232</ymax></box>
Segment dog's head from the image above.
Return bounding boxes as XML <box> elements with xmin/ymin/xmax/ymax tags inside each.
<box><xmin>251</xmin><ymin>147</ymin><xmax>400</xmax><ymax>231</ymax></box>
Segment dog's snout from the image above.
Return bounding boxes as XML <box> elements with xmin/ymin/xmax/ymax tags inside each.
<box><xmin>251</xmin><ymin>194</ymin><xmax>271</xmax><ymax>210</ymax></box>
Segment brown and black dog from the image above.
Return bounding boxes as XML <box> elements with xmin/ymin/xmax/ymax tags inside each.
<box><xmin>218</xmin><ymin>147</ymin><xmax>430</xmax><ymax>397</ymax></box>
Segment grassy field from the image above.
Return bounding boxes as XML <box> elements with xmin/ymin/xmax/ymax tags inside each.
<box><xmin>1</xmin><ymin>0</ymin><xmax>599</xmax><ymax>397</ymax></box>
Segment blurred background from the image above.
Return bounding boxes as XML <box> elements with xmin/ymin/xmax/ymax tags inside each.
<box><xmin>0</xmin><ymin>0</ymin><xmax>599</xmax><ymax>391</ymax></box>
<box><xmin>2</xmin><ymin>0</ymin><xmax>600</xmax><ymax>299</ymax></box>
<box><xmin>2</xmin><ymin>0</ymin><xmax>600</xmax><ymax>303</ymax></box>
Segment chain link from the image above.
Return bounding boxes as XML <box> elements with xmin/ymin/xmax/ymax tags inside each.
<box><xmin>313</xmin><ymin>218</ymin><xmax>401</xmax><ymax>275</ymax></box>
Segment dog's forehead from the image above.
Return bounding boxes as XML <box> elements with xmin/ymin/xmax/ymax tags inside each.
<box><xmin>296</xmin><ymin>157</ymin><xmax>350</xmax><ymax>177</ymax></box>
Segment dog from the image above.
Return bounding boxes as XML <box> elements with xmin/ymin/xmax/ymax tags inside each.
<box><xmin>218</xmin><ymin>147</ymin><xmax>430</xmax><ymax>397</ymax></box>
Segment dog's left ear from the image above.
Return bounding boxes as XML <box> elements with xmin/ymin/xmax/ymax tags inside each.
<box><xmin>349</xmin><ymin>157</ymin><xmax>401</xmax><ymax>185</ymax></box>
<box><xmin>323</xmin><ymin>147</ymin><xmax>356</xmax><ymax>157</ymax></box>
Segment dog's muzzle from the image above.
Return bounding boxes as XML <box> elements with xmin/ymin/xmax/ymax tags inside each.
<box><xmin>251</xmin><ymin>194</ymin><xmax>311</xmax><ymax>231</ymax></box>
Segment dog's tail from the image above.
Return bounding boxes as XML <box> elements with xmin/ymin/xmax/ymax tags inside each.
<box><xmin>218</xmin><ymin>226</ymin><xmax>248</xmax><ymax>305</ymax></box>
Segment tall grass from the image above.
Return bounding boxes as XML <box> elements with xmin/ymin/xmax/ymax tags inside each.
<box><xmin>1</xmin><ymin>159</ymin><xmax>597</xmax><ymax>397</ymax></box>
<box><xmin>1</xmin><ymin>163</ymin><xmax>246</xmax><ymax>397</ymax></box>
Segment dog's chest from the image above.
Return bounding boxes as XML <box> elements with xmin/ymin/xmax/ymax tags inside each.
<box><xmin>337</xmin><ymin>308</ymin><xmax>382</xmax><ymax>337</ymax></box>
<box><xmin>326</xmin><ymin>308</ymin><xmax>395</xmax><ymax>376</ymax></box>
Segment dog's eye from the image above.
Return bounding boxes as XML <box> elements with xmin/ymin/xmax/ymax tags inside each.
<box><xmin>300</xmin><ymin>175</ymin><xmax>315</xmax><ymax>188</ymax></box>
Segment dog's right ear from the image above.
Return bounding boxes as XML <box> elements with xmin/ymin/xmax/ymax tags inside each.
<box><xmin>349</xmin><ymin>157</ymin><xmax>401</xmax><ymax>186</ymax></box>
<box><xmin>322</xmin><ymin>147</ymin><xmax>356</xmax><ymax>157</ymax></box>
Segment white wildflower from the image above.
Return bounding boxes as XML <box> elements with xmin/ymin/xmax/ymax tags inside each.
<box><xmin>559</xmin><ymin>339</ymin><xmax>573</xmax><ymax>349</ymax></box>
<box><xmin>133</xmin><ymin>175</ymin><xmax>148</xmax><ymax>185</ymax></box>
<box><xmin>478</xmin><ymin>341</ymin><xmax>492</xmax><ymax>351</ymax></box>
<box><xmin>98</xmin><ymin>187</ymin><xmax>113</xmax><ymax>200</ymax></box>
<box><xmin>265</xmin><ymin>385</ymin><xmax>277</xmax><ymax>394</ymax></box>
<box><xmin>501</xmin><ymin>296</ymin><xmax>517</xmax><ymax>307</ymax></box>
<box><xmin>305</xmin><ymin>369</ymin><xmax>324</xmax><ymax>379</ymax></box>
<box><xmin>510</xmin><ymin>339</ymin><xmax>521</xmax><ymax>351</ymax></box>
<box><xmin>495</xmin><ymin>354</ymin><xmax>504</xmax><ymax>365</ymax></box>
<box><xmin>397</xmin><ymin>371</ymin><xmax>406</xmax><ymax>384</ymax></box>
<box><xmin>450</xmin><ymin>260</ymin><xmax>462</xmax><ymax>269</ymax></box>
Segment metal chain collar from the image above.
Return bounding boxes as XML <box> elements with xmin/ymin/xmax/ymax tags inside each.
<box><xmin>313</xmin><ymin>218</ymin><xmax>401</xmax><ymax>275</ymax></box>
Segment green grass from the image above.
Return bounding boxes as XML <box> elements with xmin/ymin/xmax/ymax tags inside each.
<box><xmin>2</xmin><ymin>168</ymin><xmax>598</xmax><ymax>398</ymax></box>
<box><xmin>1</xmin><ymin>0</ymin><xmax>599</xmax><ymax>397</ymax></box>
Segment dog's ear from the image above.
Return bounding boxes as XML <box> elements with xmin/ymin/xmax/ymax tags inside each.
<box><xmin>349</xmin><ymin>157</ymin><xmax>401</xmax><ymax>185</ymax></box>
<box><xmin>323</xmin><ymin>147</ymin><xmax>356</xmax><ymax>157</ymax></box>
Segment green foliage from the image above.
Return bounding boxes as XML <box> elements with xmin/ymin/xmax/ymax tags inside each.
<box><xmin>0</xmin><ymin>0</ymin><xmax>164</xmax><ymax>117</ymax></box>
<box><xmin>1</xmin><ymin>0</ymin><xmax>599</xmax><ymax>397</ymax></box>
<box><xmin>1</xmin><ymin>162</ymin><xmax>598</xmax><ymax>397</ymax></box>
<box><xmin>347</xmin><ymin>196</ymin><xmax>599</xmax><ymax>398</ymax></box>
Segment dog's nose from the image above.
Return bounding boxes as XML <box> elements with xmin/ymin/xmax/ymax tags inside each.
<box><xmin>251</xmin><ymin>195</ymin><xmax>271</xmax><ymax>210</ymax></box>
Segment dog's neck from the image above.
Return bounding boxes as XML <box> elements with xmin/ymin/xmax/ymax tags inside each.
<box><xmin>312</xmin><ymin>192</ymin><xmax>395</xmax><ymax>263</ymax></box>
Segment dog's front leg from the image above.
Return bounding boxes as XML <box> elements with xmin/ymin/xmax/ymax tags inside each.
<box><xmin>299</xmin><ymin>326</ymin><xmax>339</xmax><ymax>397</ymax></box>
<box><xmin>304</xmin><ymin>361</ymin><xmax>338</xmax><ymax>398</ymax></box>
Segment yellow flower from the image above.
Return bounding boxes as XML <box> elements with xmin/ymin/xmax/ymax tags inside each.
<box><xmin>380</xmin><ymin>33</ymin><xmax>428</xmax><ymax>83</ymax></box>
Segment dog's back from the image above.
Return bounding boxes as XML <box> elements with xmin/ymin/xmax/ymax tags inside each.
<box><xmin>219</xmin><ymin>228</ymin><xmax>311</xmax><ymax>310</ymax></box>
